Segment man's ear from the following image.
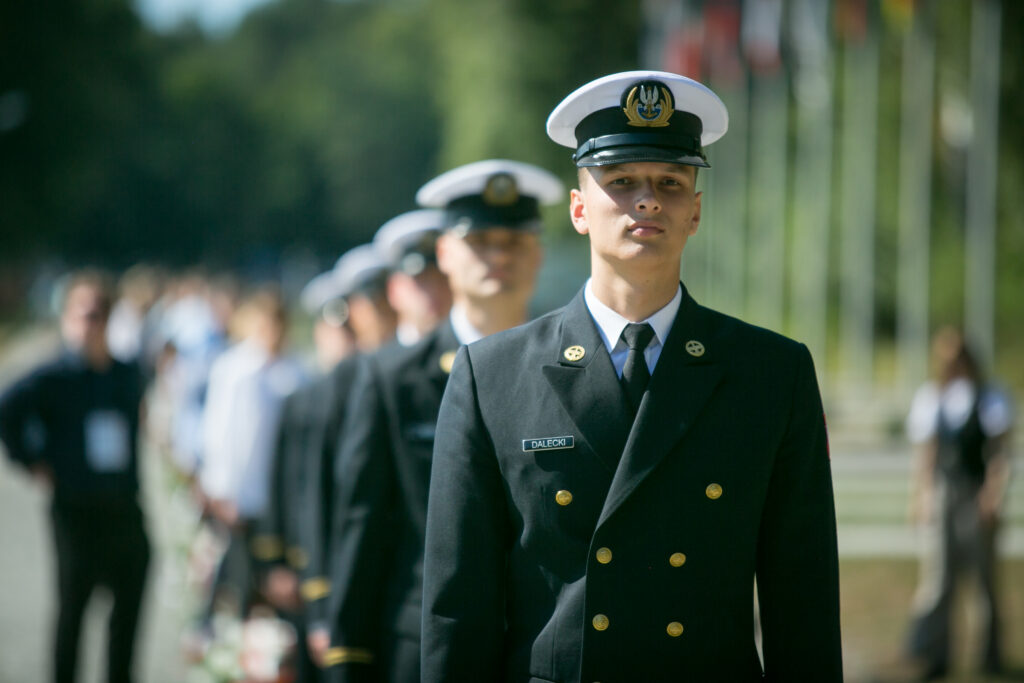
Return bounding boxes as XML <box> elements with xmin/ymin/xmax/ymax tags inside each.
<box><xmin>688</xmin><ymin>191</ymin><xmax>702</xmax><ymax>236</ymax></box>
<box><xmin>570</xmin><ymin>188</ymin><xmax>589</xmax><ymax>236</ymax></box>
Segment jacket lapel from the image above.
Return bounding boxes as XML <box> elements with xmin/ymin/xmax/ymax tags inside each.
<box><xmin>596</xmin><ymin>288</ymin><xmax>724</xmax><ymax>528</ymax></box>
<box><xmin>542</xmin><ymin>291</ymin><xmax>632</xmax><ymax>474</ymax></box>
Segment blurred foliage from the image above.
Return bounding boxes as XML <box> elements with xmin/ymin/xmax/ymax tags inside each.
<box><xmin>0</xmin><ymin>0</ymin><xmax>638</xmax><ymax>268</ymax></box>
<box><xmin>0</xmin><ymin>0</ymin><xmax>1021</xmax><ymax>388</ymax></box>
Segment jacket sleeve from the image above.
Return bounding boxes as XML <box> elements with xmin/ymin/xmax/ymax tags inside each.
<box><xmin>324</xmin><ymin>356</ymin><xmax>398</xmax><ymax>681</ymax></box>
<box><xmin>421</xmin><ymin>347</ymin><xmax>509</xmax><ymax>683</ymax></box>
<box><xmin>0</xmin><ymin>369</ymin><xmax>48</xmax><ymax>469</ymax></box>
<box><xmin>756</xmin><ymin>344</ymin><xmax>843</xmax><ymax>681</ymax></box>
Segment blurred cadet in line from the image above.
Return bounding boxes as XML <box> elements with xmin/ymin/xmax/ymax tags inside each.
<box><xmin>373</xmin><ymin>209</ymin><xmax>453</xmax><ymax>347</ymax></box>
<box><xmin>0</xmin><ymin>270</ymin><xmax>150</xmax><ymax>683</ymax></box>
<box><xmin>250</xmin><ymin>244</ymin><xmax>395</xmax><ymax>679</ymax></box>
<box><xmin>197</xmin><ymin>288</ymin><xmax>306</xmax><ymax>621</ymax></box>
<box><xmin>906</xmin><ymin>327</ymin><xmax>1014</xmax><ymax>680</ymax></box>
<box><xmin>324</xmin><ymin>160</ymin><xmax>560</xmax><ymax>682</ymax></box>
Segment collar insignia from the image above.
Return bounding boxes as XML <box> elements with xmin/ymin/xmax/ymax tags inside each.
<box><xmin>623</xmin><ymin>81</ymin><xmax>674</xmax><ymax>128</ymax></box>
<box><xmin>439</xmin><ymin>350</ymin><xmax>457</xmax><ymax>374</ymax></box>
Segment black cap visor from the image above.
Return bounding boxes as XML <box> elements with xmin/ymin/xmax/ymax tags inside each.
<box><xmin>576</xmin><ymin>144</ymin><xmax>709</xmax><ymax>168</ymax></box>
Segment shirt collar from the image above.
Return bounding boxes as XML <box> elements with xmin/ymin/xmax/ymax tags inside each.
<box><xmin>449</xmin><ymin>305</ymin><xmax>485</xmax><ymax>346</ymax></box>
<box><xmin>583</xmin><ymin>278</ymin><xmax>682</xmax><ymax>354</ymax></box>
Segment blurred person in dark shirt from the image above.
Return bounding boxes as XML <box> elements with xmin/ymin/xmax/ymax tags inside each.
<box><xmin>0</xmin><ymin>269</ymin><xmax>150</xmax><ymax>683</ymax></box>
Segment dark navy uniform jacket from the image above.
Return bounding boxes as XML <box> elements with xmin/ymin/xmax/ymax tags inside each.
<box><xmin>0</xmin><ymin>352</ymin><xmax>144</xmax><ymax>505</ymax></box>
<box><xmin>421</xmin><ymin>287</ymin><xmax>842</xmax><ymax>683</ymax></box>
<box><xmin>299</xmin><ymin>355</ymin><xmax>360</xmax><ymax>624</ymax></box>
<box><xmin>326</xmin><ymin>322</ymin><xmax>460</xmax><ymax>679</ymax></box>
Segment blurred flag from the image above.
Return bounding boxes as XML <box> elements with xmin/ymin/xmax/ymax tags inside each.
<box><xmin>741</xmin><ymin>0</ymin><xmax>783</xmax><ymax>76</ymax></box>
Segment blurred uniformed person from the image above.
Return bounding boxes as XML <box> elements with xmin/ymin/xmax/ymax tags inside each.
<box><xmin>421</xmin><ymin>71</ymin><xmax>843</xmax><ymax>682</ymax></box>
<box><xmin>252</xmin><ymin>253</ymin><xmax>381</xmax><ymax>680</ymax></box>
<box><xmin>373</xmin><ymin>210</ymin><xmax>453</xmax><ymax>347</ymax></box>
<box><xmin>252</xmin><ymin>245</ymin><xmax>397</xmax><ymax>671</ymax></box>
<box><xmin>0</xmin><ymin>270</ymin><xmax>150</xmax><ymax>683</ymax></box>
<box><xmin>324</xmin><ymin>160</ymin><xmax>562</xmax><ymax>683</ymax></box>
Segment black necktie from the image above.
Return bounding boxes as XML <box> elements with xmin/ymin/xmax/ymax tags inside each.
<box><xmin>620</xmin><ymin>322</ymin><xmax>655</xmax><ymax>413</ymax></box>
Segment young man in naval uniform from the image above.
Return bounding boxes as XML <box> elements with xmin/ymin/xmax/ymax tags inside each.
<box><xmin>323</xmin><ymin>160</ymin><xmax>564</xmax><ymax>683</ymax></box>
<box><xmin>421</xmin><ymin>71</ymin><xmax>843</xmax><ymax>682</ymax></box>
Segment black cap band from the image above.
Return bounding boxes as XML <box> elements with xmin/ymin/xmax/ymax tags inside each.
<box><xmin>444</xmin><ymin>194</ymin><xmax>541</xmax><ymax>232</ymax></box>
<box><xmin>572</xmin><ymin>106</ymin><xmax>707</xmax><ymax>168</ymax></box>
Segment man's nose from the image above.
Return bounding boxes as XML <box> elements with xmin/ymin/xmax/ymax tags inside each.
<box><xmin>634</xmin><ymin>182</ymin><xmax>661</xmax><ymax>214</ymax></box>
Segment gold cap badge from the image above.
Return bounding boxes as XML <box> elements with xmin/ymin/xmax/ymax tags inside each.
<box><xmin>685</xmin><ymin>340</ymin><xmax>705</xmax><ymax>357</ymax></box>
<box><xmin>623</xmin><ymin>81</ymin><xmax>674</xmax><ymax>128</ymax></box>
<box><xmin>563</xmin><ymin>345</ymin><xmax>586</xmax><ymax>362</ymax></box>
<box><xmin>482</xmin><ymin>172</ymin><xmax>519</xmax><ymax>206</ymax></box>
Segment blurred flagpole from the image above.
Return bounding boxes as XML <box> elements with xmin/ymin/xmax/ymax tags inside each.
<box><xmin>837</xmin><ymin>0</ymin><xmax>879</xmax><ymax>390</ymax></box>
<box><xmin>702</xmin><ymin>0</ymin><xmax>748</xmax><ymax>317</ymax></box>
<box><xmin>788</xmin><ymin>0</ymin><xmax>834</xmax><ymax>376</ymax></box>
<box><xmin>964</xmin><ymin>0</ymin><xmax>1001</xmax><ymax>366</ymax></box>
<box><xmin>896</xmin><ymin>7</ymin><xmax>935</xmax><ymax>391</ymax></box>
<box><xmin>742</xmin><ymin>0</ymin><xmax>786</xmax><ymax>333</ymax></box>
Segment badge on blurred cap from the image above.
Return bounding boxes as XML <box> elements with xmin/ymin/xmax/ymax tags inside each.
<box><xmin>546</xmin><ymin>70</ymin><xmax>728</xmax><ymax>168</ymax></box>
<box><xmin>416</xmin><ymin>159</ymin><xmax>564</xmax><ymax>234</ymax></box>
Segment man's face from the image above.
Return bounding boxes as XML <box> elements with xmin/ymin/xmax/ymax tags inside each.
<box><xmin>387</xmin><ymin>265</ymin><xmax>452</xmax><ymax>330</ymax></box>
<box><xmin>61</xmin><ymin>284</ymin><xmax>109</xmax><ymax>354</ymax></box>
<box><xmin>570</xmin><ymin>162</ymin><xmax>701</xmax><ymax>270</ymax></box>
<box><xmin>437</xmin><ymin>227</ymin><xmax>542</xmax><ymax>303</ymax></box>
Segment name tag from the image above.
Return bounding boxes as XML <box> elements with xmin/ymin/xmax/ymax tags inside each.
<box><xmin>521</xmin><ymin>436</ymin><xmax>574</xmax><ymax>452</ymax></box>
<box><xmin>84</xmin><ymin>410</ymin><xmax>131</xmax><ymax>472</ymax></box>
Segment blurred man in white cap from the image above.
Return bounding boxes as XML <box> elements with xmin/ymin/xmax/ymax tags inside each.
<box><xmin>421</xmin><ymin>71</ymin><xmax>842</xmax><ymax>682</ymax></box>
<box><xmin>323</xmin><ymin>160</ymin><xmax>562</xmax><ymax>683</ymax></box>
<box><xmin>373</xmin><ymin>209</ymin><xmax>453</xmax><ymax>347</ymax></box>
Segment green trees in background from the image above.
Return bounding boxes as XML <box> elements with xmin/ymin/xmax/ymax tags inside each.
<box><xmin>0</xmin><ymin>0</ymin><xmax>639</xmax><ymax>266</ymax></box>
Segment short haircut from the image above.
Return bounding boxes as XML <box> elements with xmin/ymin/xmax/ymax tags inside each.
<box><xmin>61</xmin><ymin>268</ymin><xmax>116</xmax><ymax>317</ymax></box>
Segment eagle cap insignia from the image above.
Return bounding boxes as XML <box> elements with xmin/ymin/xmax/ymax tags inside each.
<box><xmin>482</xmin><ymin>173</ymin><xmax>519</xmax><ymax>206</ymax></box>
<box><xmin>622</xmin><ymin>80</ymin><xmax>674</xmax><ymax>128</ymax></box>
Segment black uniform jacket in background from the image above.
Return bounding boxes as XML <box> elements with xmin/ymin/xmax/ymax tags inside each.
<box><xmin>421</xmin><ymin>287</ymin><xmax>843</xmax><ymax>683</ymax></box>
<box><xmin>0</xmin><ymin>351</ymin><xmax>144</xmax><ymax>504</ymax></box>
<box><xmin>299</xmin><ymin>355</ymin><xmax>360</xmax><ymax>624</ymax></box>
<box><xmin>327</xmin><ymin>322</ymin><xmax>459</xmax><ymax>680</ymax></box>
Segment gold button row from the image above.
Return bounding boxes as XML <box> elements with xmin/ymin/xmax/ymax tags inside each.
<box><xmin>591</xmin><ymin>613</ymin><xmax>684</xmax><ymax>638</ymax></box>
<box><xmin>557</xmin><ymin>485</ymin><xmax>721</xmax><ymax>507</ymax></box>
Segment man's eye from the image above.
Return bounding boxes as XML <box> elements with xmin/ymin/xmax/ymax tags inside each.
<box><xmin>661</xmin><ymin>178</ymin><xmax>681</xmax><ymax>186</ymax></box>
<box><xmin>608</xmin><ymin>177</ymin><xmax>632</xmax><ymax>185</ymax></box>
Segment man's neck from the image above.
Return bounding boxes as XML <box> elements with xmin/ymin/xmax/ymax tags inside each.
<box><xmin>454</xmin><ymin>295</ymin><xmax>529</xmax><ymax>338</ymax></box>
<box><xmin>589</xmin><ymin>258</ymin><xmax>681</xmax><ymax>322</ymax></box>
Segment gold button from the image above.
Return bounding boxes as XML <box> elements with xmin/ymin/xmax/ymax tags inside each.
<box><xmin>592</xmin><ymin>614</ymin><xmax>609</xmax><ymax>631</ymax></box>
<box><xmin>555</xmin><ymin>490</ymin><xmax>573</xmax><ymax>506</ymax></box>
<box><xmin>669</xmin><ymin>552</ymin><xmax>687</xmax><ymax>567</ymax></box>
<box><xmin>666</xmin><ymin>621</ymin><xmax>684</xmax><ymax>637</ymax></box>
<box><xmin>705</xmin><ymin>483</ymin><xmax>723</xmax><ymax>500</ymax></box>
<box><xmin>595</xmin><ymin>547</ymin><xmax>612</xmax><ymax>564</ymax></box>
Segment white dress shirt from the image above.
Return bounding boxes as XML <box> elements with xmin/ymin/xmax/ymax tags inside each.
<box><xmin>583</xmin><ymin>278</ymin><xmax>682</xmax><ymax>378</ymax></box>
<box><xmin>450</xmin><ymin>305</ymin><xmax>487</xmax><ymax>346</ymax></box>
<box><xmin>200</xmin><ymin>340</ymin><xmax>305</xmax><ymax>519</ymax></box>
<box><xmin>906</xmin><ymin>378</ymin><xmax>1014</xmax><ymax>445</ymax></box>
